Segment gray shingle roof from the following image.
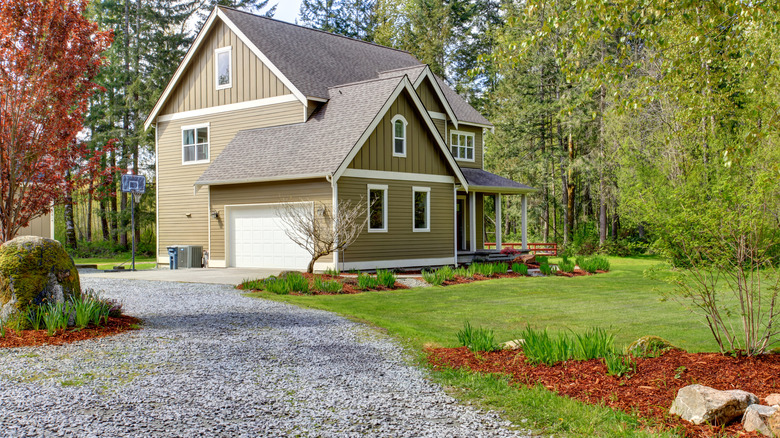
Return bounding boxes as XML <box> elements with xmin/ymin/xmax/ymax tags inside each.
<box><xmin>197</xmin><ymin>76</ymin><xmax>405</xmax><ymax>185</ymax></box>
<box><xmin>460</xmin><ymin>168</ymin><xmax>536</xmax><ymax>192</ymax></box>
<box><xmin>221</xmin><ymin>7</ymin><xmax>492</xmax><ymax>127</ymax></box>
<box><xmin>221</xmin><ymin>7</ymin><xmax>421</xmax><ymax>100</ymax></box>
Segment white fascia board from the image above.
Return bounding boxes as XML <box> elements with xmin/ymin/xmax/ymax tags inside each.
<box><xmin>459</xmin><ymin>120</ymin><xmax>495</xmax><ymax>131</ymax></box>
<box><xmin>414</xmin><ymin>67</ymin><xmax>458</xmax><ymax>129</ymax></box>
<box><xmin>144</xmin><ymin>9</ymin><xmax>219</xmax><ymax>131</ymax></box>
<box><xmin>217</xmin><ymin>9</ymin><xmax>307</xmax><ymax>106</ymax></box>
<box><xmin>156</xmin><ymin>94</ymin><xmax>299</xmax><ymax>123</ymax></box>
<box><xmin>195</xmin><ymin>173</ymin><xmax>329</xmax><ymax>187</ymax></box>
<box><xmin>332</xmin><ymin>76</ymin><xmax>469</xmax><ymax>190</ymax></box>
<box><xmin>341</xmin><ymin>168</ymin><xmax>455</xmax><ymax>184</ymax></box>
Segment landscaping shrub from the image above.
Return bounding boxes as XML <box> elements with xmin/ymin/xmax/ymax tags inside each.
<box><xmin>521</xmin><ymin>325</ymin><xmax>575</xmax><ymax>366</ymax></box>
<box><xmin>240</xmin><ymin>278</ymin><xmax>265</xmax><ymax>291</ymax></box>
<box><xmin>511</xmin><ymin>262</ymin><xmax>528</xmax><ymax>275</ymax></box>
<box><xmin>285</xmin><ymin>272</ymin><xmax>310</xmax><ymax>294</ymax></box>
<box><xmin>558</xmin><ymin>257</ymin><xmax>576</xmax><ymax>273</ymax></box>
<box><xmin>576</xmin><ymin>255</ymin><xmax>611</xmax><ymax>273</ymax></box>
<box><xmin>573</xmin><ymin>327</ymin><xmax>615</xmax><ymax>360</ymax></box>
<box><xmin>457</xmin><ymin>321</ymin><xmax>499</xmax><ymax>352</ymax></box>
<box><xmin>313</xmin><ymin>277</ymin><xmax>343</xmax><ymax>293</ymax></box>
<box><xmin>603</xmin><ymin>352</ymin><xmax>636</xmax><ymax>377</ymax></box>
<box><xmin>262</xmin><ymin>276</ymin><xmax>290</xmax><ymax>295</ymax></box>
<box><xmin>626</xmin><ymin>335</ymin><xmax>676</xmax><ymax>358</ymax></box>
<box><xmin>539</xmin><ymin>262</ymin><xmax>553</xmax><ymax>275</ymax></box>
<box><xmin>357</xmin><ymin>273</ymin><xmax>380</xmax><ymax>290</ymax></box>
<box><xmin>500</xmin><ymin>247</ymin><xmax>520</xmax><ymax>256</ymax></box>
<box><xmin>376</xmin><ymin>269</ymin><xmax>396</xmax><ymax>288</ymax></box>
<box><xmin>493</xmin><ymin>262</ymin><xmax>509</xmax><ymax>274</ymax></box>
<box><xmin>422</xmin><ymin>269</ymin><xmax>445</xmax><ymax>286</ymax></box>
<box><xmin>536</xmin><ymin>255</ymin><xmax>549</xmax><ymax>265</ymax></box>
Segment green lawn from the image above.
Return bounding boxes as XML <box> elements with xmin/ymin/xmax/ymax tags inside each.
<box><xmin>73</xmin><ymin>255</ymin><xmax>156</xmax><ymax>270</ymax></box>
<box><xmin>246</xmin><ymin>256</ymin><xmax>736</xmax><ymax>437</ymax></box>
<box><xmin>256</xmin><ymin>256</ymin><xmax>720</xmax><ymax>353</ymax></box>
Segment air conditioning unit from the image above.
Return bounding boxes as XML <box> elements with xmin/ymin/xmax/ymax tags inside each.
<box><xmin>185</xmin><ymin>245</ymin><xmax>203</xmax><ymax>268</ymax></box>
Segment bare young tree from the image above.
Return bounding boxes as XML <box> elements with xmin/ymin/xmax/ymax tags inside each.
<box><xmin>277</xmin><ymin>198</ymin><xmax>366</xmax><ymax>273</ymax></box>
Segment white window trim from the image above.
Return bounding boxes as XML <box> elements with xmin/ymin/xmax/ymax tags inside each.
<box><xmin>391</xmin><ymin>114</ymin><xmax>407</xmax><ymax>158</ymax></box>
<box><xmin>412</xmin><ymin>186</ymin><xmax>431</xmax><ymax>232</ymax></box>
<box><xmin>215</xmin><ymin>46</ymin><xmax>232</xmax><ymax>90</ymax></box>
<box><xmin>450</xmin><ymin>130</ymin><xmax>475</xmax><ymax>162</ymax></box>
<box><xmin>367</xmin><ymin>184</ymin><xmax>388</xmax><ymax>233</ymax></box>
<box><xmin>181</xmin><ymin>123</ymin><xmax>210</xmax><ymax>165</ymax></box>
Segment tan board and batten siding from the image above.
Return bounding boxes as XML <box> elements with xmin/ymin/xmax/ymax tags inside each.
<box><xmin>208</xmin><ymin>179</ymin><xmax>333</xmax><ymax>263</ymax></box>
<box><xmin>339</xmin><ymin>178</ymin><xmax>454</xmax><ymax>263</ymax></box>
<box><xmin>348</xmin><ymin>90</ymin><xmax>450</xmax><ymax>175</ymax></box>
<box><xmin>17</xmin><ymin>214</ymin><xmax>53</xmax><ymax>239</ymax></box>
<box><xmin>157</xmin><ymin>103</ymin><xmax>303</xmax><ymax>263</ymax></box>
<box><xmin>162</xmin><ymin>20</ymin><xmax>290</xmax><ymax>115</ymax></box>
<box><xmin>448</xmin><ymin>122</ymin><xmax>483</xmax><ymax>169</ymax></box>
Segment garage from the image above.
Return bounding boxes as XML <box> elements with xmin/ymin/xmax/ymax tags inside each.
<box><xmin>227</xmin><ymin>204</ymin><xmax>311</xmax><ymax>269</ymax></box>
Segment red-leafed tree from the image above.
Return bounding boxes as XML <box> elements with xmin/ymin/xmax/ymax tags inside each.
<box><xmin>0</xmin><ymin>0</ymin><xmax>113</xmax><ymax>242</ymax></box>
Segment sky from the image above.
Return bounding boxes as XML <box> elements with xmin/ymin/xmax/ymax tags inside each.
<box><xmin>274</xmin><ymin>0</ymin><xmax>304</xmax><ymax>24</ymax></box>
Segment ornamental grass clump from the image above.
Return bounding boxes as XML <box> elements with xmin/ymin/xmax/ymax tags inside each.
<box><xmin>357</xmin><ymin>273</ymin><xmax>380</xmax><ymax>290</ymax></box>
<box><xmin>239</xmin><ymin>278</ymin><xmax>265</xmax><ymax>291</ymax></box>
<box><xmin>422</xmin><ymin>269</ymin><xmax>444</xmax><ymax>286</ymax></box>
<box><xmin>313</xmin><ymin>276</ymin><xmax>343</xmax><ymax>294</ymax></box>
<box><xmin>472</xmin><ymin>263</ymin><xmax>496</xmax><ymax>277</ymax></box>
<box><xmin>493</xmin><ymin>262</ymin><xmax>509</xmax><ymax>274</ymax></box>
<box><xmin>558</xmin><ymin>257</ymin><xmax>575</xmax><ymax>273</ymax></box>
<box><xmin>511</xmin><ymin>262</ymin><xmax>528</xmax><ymax>275</ymax></box>
<box><xmin>520</xmin><ymin>325</ymin><xmax>575</xmax><ymax>366</ymax></box>
<box><xmin>457</xmin><ymin>321</ymin><xmax>499</xmax><ymax>353</ymax></box>
<box><xmin>42</xmin><ymin>302</ymin><xmax>70</xmax><ymax>336</ymax></box>
<box><xmin>262</xmin><ymin>276</ymin><xmax>290</xmax><ymax>295</ymax></box>
<box><xmin>539</xmin><ymin>262</ymin><xmax>553</xmax><ymax>276</ymax></box>
<box><xmin>26</xmin><ymin>306</ymin><xmax>45</xmax><ymax>330</ymax></box>
<box><xmin>438</xmin><ymin>265</ymin><xmax>456</xmax><ymax>281</ymax></box>
<box><xmin>604</xmin><ymin>352</ymin><xmax>636</xmax><ymax>377</ymax></box>
<box><xmin>284</xmin><ymin>272</ymin><xmax>310</xmax><ymax>294</ymax></box>
<box><xmin>576</xmin><ymin>255</ymin><xmax>611</xmax><ymax>273</ymax></box>
<box><xmin>454</xmin><ymin>265</ymin><xmax>475</xmax><ymax>278</ymax></box>
<box><xmin>574</xmin><ymin>327</ymin><xmax>616</xmax><ymax>360</ymax></box>
<box><xmin>376</xmin><ymin>269</ymin><xmax>396</xmax><ymax>288</ymax></box>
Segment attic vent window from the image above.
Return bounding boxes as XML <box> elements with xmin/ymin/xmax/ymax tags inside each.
<box><xmin>215</xmin><ymin>46</ymin><xmax>232</xmax><ymax>90</ymax></box>
<box><xmin>391</xmin><ymin>115</ymin><xmax>407</xmax><ymax>158</ymax></box>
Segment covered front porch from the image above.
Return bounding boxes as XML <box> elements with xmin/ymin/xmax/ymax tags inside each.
<box><xmin>456</xmin><ymin>168</ymin><xmax>536</xmax><ymax>264</ymax></box>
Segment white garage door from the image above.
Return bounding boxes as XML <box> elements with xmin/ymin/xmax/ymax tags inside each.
<box><xmin>228</xmin><ymin>204</ymin><xmax>311</xmax><ymax>269</ymax></box>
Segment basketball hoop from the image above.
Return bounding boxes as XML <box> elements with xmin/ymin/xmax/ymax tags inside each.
<box><xmin>121</xmin><ymin>174</ymin><xmax>147</xmax><ymax>271</ymax></box>
<box><xmin>132</xmin><ymin>192</ymin><xmax>142</xmax><ymax>204</ymax></box>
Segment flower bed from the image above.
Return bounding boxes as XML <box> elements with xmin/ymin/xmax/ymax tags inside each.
<box><xmin>428</xmin><ymin>347</ymin><xmax>778</xmax><ymax>437</ymax></box>
<box><xmin>0</xmin><ymin>315</ymin><xmax>141</xmax><ymax>348</ymax></box>
<box><xmin>239</xmin><ymin>271</ymin><xmax>408</xmax><ymax>295</ymax></box>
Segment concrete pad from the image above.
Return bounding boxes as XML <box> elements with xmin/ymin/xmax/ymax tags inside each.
<box><xmin>79</xmin><ymin>267</ymin><xmax>282</xmax><ymax>285</ymax></box>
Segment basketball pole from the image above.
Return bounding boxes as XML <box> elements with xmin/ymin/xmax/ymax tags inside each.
<box><xmin>131</xmin><ymin>192</ymin><xmax>136</xmax><ymax>271</ymax></box>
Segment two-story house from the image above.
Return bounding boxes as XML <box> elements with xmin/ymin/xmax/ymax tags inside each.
<box><xmin>144</xmin><ymin>6</ymin><xmax>535</xmax><ymax>271</ymax></box>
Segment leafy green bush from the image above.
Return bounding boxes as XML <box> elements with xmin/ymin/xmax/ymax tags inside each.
<box><xmin>539</xmin><ymin>262</ymin><xmax>553</xmax><ymax>275</ymax></box>
<box><xmin>512</xmin><ymin>262</ymin><xmax>528</xmax><ymax>275</ymax></box>
<box><xmin>576</xmin><ymin>255</ymin><xmax>611</xmax><ymax>273</ymax></box>
<box><xmin>558</xmin><ymin>258</ymin><xmax>576</xmax><ymax>273</ymax></box>
<box><xmin>574</xmin><ymin>327</ymin><xmax>615</xmax><ymax>360</ymax></box>
<box><xmin>603</xmin><ymin>352</ymin><xmax>636</xmax><ymax>377</ymax></box>
<box><xmin>457</xmin><ymin>321</ymin><xmax>499</xmax><ymax>352</ymax></box>
<box><xmin>493</xmin><ymin>262</ymin><xmax>509</xmax><ymax>274</ymax></box>
<box><xmin>285</xmin><ymin>272</ymin><xmax>310</xmax><ymax>294</ymax></box>
<box><xmin>422</xmin><ymin>269</ymin><xmax>445</xmax><ymax>286</ymax></box>
<box><xmin>313</xmin><ymin>277</ymin><xmax>343</xmax><ymax>293</ymax></box>
<box><xmin>376</xmin><ymin>269</ymin><xmax>396</xmax><ymax>288</ymax></box>
<box><xmin>357</xmin><ymin>273</ymin><xmax>380</xmax><ymax>290</ymax></box>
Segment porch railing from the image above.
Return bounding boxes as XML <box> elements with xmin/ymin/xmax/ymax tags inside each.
<box><xmin>484</xmin><ymin>242</ymin><xmax>558</xmax><ymax>256</ymax></box>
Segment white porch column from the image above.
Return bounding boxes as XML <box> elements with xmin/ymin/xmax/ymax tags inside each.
<box><xmin>469</xmin><ymin>191</ymin><xmax>476</xmax><ymax>252</ymax></box>
<box><xmin>521</xmin><ymin>194</ymin><xmax>528</xmax><ymax>251</ymax></box>
<box><xmin>495</xmin><ymin>194</ymin><xmax>502</xmax><ymax>251</ymax></box>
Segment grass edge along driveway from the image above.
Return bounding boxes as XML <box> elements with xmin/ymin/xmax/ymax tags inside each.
<box><xmin>250</xmin><ymin>257</ymin><xmax>717</xmax><ymax>437</ymax></box>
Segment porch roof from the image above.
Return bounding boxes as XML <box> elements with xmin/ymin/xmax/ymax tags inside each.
<box><xmin>460</xmin><ymin>168</ymin><xmax>536</xmax><ymax>194</ymax></box>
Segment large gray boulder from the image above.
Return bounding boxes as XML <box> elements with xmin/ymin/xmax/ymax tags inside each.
<box><xmin>669</xmin><ymin>384</ymin><xmax>758</xmax><ymax>425</ymax></box>
<box><xmin>0</xmin><ymin>236</ymin><xmax>80</xmax><ymax>323</ymax></box>
<box><xmin>742</xmin><ymin>404</ymin><xmax>778</xmax><ymax>435</ymax></box>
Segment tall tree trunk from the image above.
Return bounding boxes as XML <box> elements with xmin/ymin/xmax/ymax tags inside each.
<box><xmin>87</xmin><ymin>180</ymin><xmax>93</xmax><ymax>242</ymax></box>
<box><xmin>119</xmin><ymin>0</ymin><xmax>130</xmax><ymax>248</ymax></box>
<box><xmin>611</xmin><ymin>211</ymin><xmax>620</xmax><ymax>242</ymax></box>
<box><xmin>566</xmin><ymin>132</ymin><xmax>575</xmax><ymax>245</ymax></box>
<box><xmin>598</xmin><ymin>80</ymin><xmax>607</xmax><ymax>247</ymax></box>
<box><xmin>64</xmin><ymin>170</ymin><xmax>77</xmax><ymax>249</ymax></box>
<box><xmin>110</xmin><ymin>152</ymin><xmax>119</xmax><ymax>244</ymax></box>
<box><xmin>100</xmin><ymin>198</ymin><xmax>110</xmax><ymax>242</ymax></box>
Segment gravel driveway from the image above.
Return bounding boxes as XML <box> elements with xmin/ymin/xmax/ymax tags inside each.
<box><xmin>0</xmin><ymin>278</ymin><xmax>528</xmax><ymax>437</ymax></box>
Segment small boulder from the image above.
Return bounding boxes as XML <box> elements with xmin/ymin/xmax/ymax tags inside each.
<box><xmin>768</xmin><ymin>410</ymin><xmax>780</xmax><ymax>436</ymax></box>
<box><xmin>0</xmin><ymin>236</ymin><xmax>80</xmax><ymax>323</ymax></box>
<box><xmin>669</xmin><ymin>384</ymin><xmax>758</xmax><ymax>425</ymax></box>
<box><xmin>765</xmin><ymin>393</ymin><xmax>780</xmax><ymax>407</ymax></box>
<box><xmin>626</xmin><ymin>335</ymin><xmax>676</xmax><ymax>357</ymax></box>
<box><xmin>742</xmin><ymin>404</ymin><xmax>778</xmax><ymax>436</ymax></box>
<box><xmin>502</xmin><ymin>339</ymin><xmax>525</xmax><ymax>350</ymax></box>
<box><xmin>513</xmin><ymin>254</ymin><xmax>536</xmax><ymax>265</ymax></box>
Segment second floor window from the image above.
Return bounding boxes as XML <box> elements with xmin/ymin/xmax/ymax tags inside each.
<box><xmin>216</xmin><ymin>46</ymin><xmax>232</xmax><ymax>90</ymax></box>
<box><xmin>391</xmin><ymin>115</ymin><xmax>407</xmax><ymax>157</ymax></box>
<box><xmin>451</xmin><ymin>131</ymin><xmax>475</xmax><ymax>161</ymax></box>
<box><xmin>182</xmin><ymin>124</ymin><xmax>209</xmax><ymax>164</ymax></box>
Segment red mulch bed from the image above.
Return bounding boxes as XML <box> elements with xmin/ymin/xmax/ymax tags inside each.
<box><xmin>0</xmin><ymin>315</ymin><xmax>141</xmax><ymax>349</ymax></box>
<box><xmin>428</xmin><ymin>347</ymin><xmax>779</xmax><ymax>437</ymax></box>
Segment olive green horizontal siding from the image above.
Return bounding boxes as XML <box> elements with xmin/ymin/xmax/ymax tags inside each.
<box><xmin>209</xmin><ymin>179</ymin><xmax>333</xmax><ymax>262</ymax></box>
<box><xmin>448</xmin><ymin>123</ymin><xmax>483</xmax><ymax>169</ymax></box>
<box><xmin>156</xmin><ymin>101</ymin><xmax>304</xmax><ymax>260</ymax></box>
<box><xmin>349</xmin><ymin>90</ymin><xmax>451</xmax><ymax>176</ymax></box>
<box><xmin>338</xmin><ymin>177</ymin><xmax>454</xmax><ymax>262</ymax></box>
<box><xmin>162</xmin><ymin>19</ymin><xmax>291</xmax><ymax>116</ymax></box>
<box><xmin>415</xmin><ymin>78</ymin><xmax>445</xmax><ymax>113</ymax></box>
